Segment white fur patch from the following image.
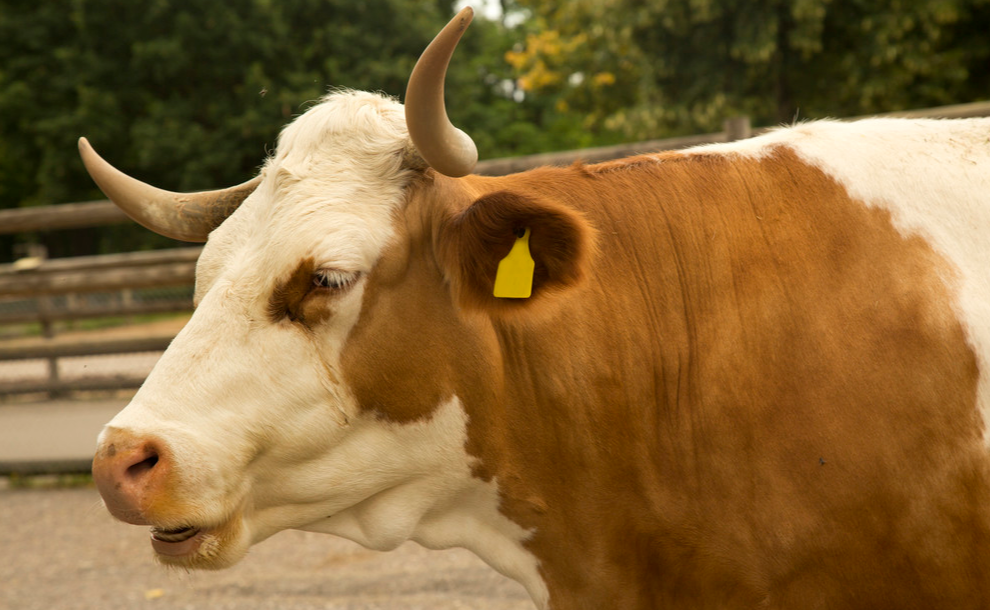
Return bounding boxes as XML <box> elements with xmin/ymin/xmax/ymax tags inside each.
<box><xmin>196</xmin><ymin>90</ymin><xmax>416</xmax><ymax>303</ymax></box>
<box><xmin>296</xmin><ymin>397</ymin><xmax>549</xmax><ymax>608</ymax></box>
<box><xmin>686</xmin><ymin>118</ymin><xmax>990</xmax><ymax>443</ymax></box>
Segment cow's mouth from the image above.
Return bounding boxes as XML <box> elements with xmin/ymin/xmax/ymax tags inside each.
<box><xmin>152</xmin><ymin>525</ymin><xmax>199</xmax><ymax>542</ymax></box>
<box><xmin>144</xmin><ymin>510</ymin><xmax>249</xmax><ymax>569</ymax></box>
<box><xmin>150</xmin><ymin>525</ymin><xmax>205</xmax><ymax>557</ymax></box>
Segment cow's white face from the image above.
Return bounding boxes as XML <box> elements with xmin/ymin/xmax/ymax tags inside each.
<box><xmin>93</xmin><ymin>93</ymin><xmax>542</xmax><ymax>597</ymax></box>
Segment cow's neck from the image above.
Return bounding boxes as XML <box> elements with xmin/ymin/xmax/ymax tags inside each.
<box><xmin>459</xmin><ymin>148</ymin><xmax>988</xmax><ymax>608</ymax></box>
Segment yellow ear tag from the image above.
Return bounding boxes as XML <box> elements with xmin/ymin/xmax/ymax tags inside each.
<box><xmin>493</xmin><ymin>228</ymin><xmax>535</xmax><ymax>299</ymax></box>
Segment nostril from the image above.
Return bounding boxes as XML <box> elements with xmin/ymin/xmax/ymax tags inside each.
<box><xmin>124</xmin><ymin>449</ymin><xmax>160</xmax><ymax>480</ymax></box>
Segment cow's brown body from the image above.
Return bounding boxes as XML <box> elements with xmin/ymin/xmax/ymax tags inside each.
<box><xmin>336</xmin><ymin>148</ymin><xmax>990</xmax><ymax>608</ymax></box>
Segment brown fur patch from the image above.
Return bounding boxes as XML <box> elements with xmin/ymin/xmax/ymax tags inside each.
<box><xmin>490</xmin><ymin>148</ymin><xmax>987</xmax><ymax>608</ymax></box>
<box><xmin>267</xmin><ymin>257</ymin><xmax>333</xmax><ymax>326</ymax></box>
<box><xmin>341</xmin><ymin>223</ymin><xmax>502</xmax><ymax>423</ymax></box>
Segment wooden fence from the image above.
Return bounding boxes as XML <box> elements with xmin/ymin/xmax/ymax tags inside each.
<box><xmin>1</xmin><ymin>99</ymin><xmax>988</xmax><ymax>398</ymax></box>
<box><xmin>0</xmin><ymin>248</ymin><xmax>198</xmax><ymax>397</ymax></box>
<box><xmin>0</xmin><ymin>335</ymin><xmax>175</xmax><ymax>395</ymax></box>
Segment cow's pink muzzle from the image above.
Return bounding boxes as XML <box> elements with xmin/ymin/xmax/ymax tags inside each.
<box><xmin>92</xmin><ymin>429</ymin><xmax>171</xmax><ymax>526</ymax></box>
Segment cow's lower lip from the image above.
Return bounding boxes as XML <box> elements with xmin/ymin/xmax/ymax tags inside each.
<box><xmin>144</xmin><ymin>510</ymin><xmax>248</xmax><ymax>569</ymax></box>
<box><xmin>150</xmin><ymin>527</ymin><xmax>205</xmax><ymax>557</ymax></box>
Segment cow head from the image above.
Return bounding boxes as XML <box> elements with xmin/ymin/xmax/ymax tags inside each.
<box><xmin>82</xmin><ymin>8</ymin><xmax>592</xmax><ymax>602</ymax></box>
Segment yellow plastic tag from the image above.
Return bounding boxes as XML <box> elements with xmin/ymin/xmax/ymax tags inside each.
<box><xmin>493</xmin><ymin>228</ymin><xmax>534</xmax><ymax>299</ymax></box>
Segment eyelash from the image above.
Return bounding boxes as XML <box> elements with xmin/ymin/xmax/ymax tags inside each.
<box><xmin>312</xmin><ymin>269</ymin><xmax>360</xmax><ymax>291</ymax></box>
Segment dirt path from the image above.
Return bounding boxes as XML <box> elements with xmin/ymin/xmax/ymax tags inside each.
<box><xmin>0</xmin><ymin>486</ymin><xmax>534</xmax><ymax>610</ymax></box>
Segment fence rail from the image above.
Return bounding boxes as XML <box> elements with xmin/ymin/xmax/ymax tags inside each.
<box><xmin>2</xmin><ymin>99</ymin><xmax>989</xmax><ymax>398</ymax></box>
<box><xmin>0</xmin><ymin>200</ymin><xmax>129</xmax><ymax>235</ymax></box>
<box><xmin>2</xmin><ymin>375</ymin><xmax>149</xmax><ymax>396</ymax></box>
<box><xmin>474</xmin><ymin>100</ymin><xmax>990</xmax><ymax>174</ymax></box>
<box><xmin>0</xmin><ymin>334</ymin><xmax>174</xmax><ymax>396</ymax></box>
<box><xmin>3</xmin><ymin>100</ymin><xmax>987</xmax><ymax>236</ymax></box>
<box><xmin>0</xmin><ymin>300</ymin><xmax>191</xmax><ymax>326</ymax></box>
<box><xmin>0</xmin><ymin>334</ymin><xmax>175</xmax><ymax>362</ymax></box>
<box><xmin>0</xmin><ymin>248</ymin><xmax>198</xmax><ymax>324</ymax></box>
<box><xmin>0</xmin><ymin>261</ymin><xmax>195</xmax><ymax>298</ymax></box>
<box><xmin>0</xmin><ymin>247</ymin><xmax>202</xmax><ymax>273</ymax></box>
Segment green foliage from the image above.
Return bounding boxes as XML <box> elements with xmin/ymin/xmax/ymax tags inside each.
<box><xmin>0</xmin><ymin>0</ymin><xmax>461</xmax><ymax>256</ymax></box>
<box><xmin>1</xmin><ymin>0</ymin><xmax>988</xmax><ymax>259</ymax></box>
<box><xmin>1</xmin><ymin>0</ymin><xmax>450</xmax><ymax>205</ymax></box>
<box><xmin>0</xmin><ymin>0</ymin><xmax>580</xmax><ymax>258</ymax></box>
<box><xmin>512</xmin><ymin>0</ymin><xmax>990</xmax><ymax>138</ymax></box>
<box><xmin>446</xmin><ymin>13</ymin><xmax>620</xmax><ymax>158</ymax></box>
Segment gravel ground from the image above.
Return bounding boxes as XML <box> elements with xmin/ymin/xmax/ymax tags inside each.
<box><xmin>0</xmin><ymin>487</ymin><xmax>534</xmax><ymax>610</ymax></box>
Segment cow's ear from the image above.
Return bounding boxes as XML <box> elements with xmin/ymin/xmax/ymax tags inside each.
<box><xmin>437</xmin><ymin>190</ymin><xmax>595</xmax><ymax>315</ymax></box>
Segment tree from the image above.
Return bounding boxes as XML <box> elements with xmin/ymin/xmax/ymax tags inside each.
<box><xmin>508</xmin><ymin>0</ymin><xmax>990</xmax><ymax>139</ymax></box>
<box><xmin>0</xmin><ymin>0</ymin><xmax>459</xmax><ymax>255</ymax></box>
<box><xmin>446</xmin><ymin>10</ymin><xmax>618</xmax><ymax>159</ymax></box>
<box><xmin>0</xmin><ymin>0</ymin><xmax>590</xmax><ymax>258</ymax></box>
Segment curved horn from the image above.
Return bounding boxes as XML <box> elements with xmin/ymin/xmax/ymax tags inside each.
<box><xmin>405</xmin><ymin>7</ymin><xmax>478</xmax><ymax>178</ymax></box>
<box><xmin>78</xmin><ymin>137</ymin><xmax>260</xmax><ymax>242</ymax></box>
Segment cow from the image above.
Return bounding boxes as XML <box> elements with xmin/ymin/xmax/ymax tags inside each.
<box><xmin>81</xmin><ymin>7</ymin><xmax>990</xmax><ymax>610</ymax></box>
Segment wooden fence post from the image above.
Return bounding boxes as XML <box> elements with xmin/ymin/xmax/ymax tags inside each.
<box><xmin>37</xmin><ymin>295</ymin><xmax>62</xmax><ymax>399</ymax></box>
<box><xmin>724</xmin><ymin>116</ymin><xmax>752</xmax><ymax>142</ymax></box>
<box><xmin>122</xmin><ymin>288</ymin><xmax>135</xmax><ymax>324</ymax></box>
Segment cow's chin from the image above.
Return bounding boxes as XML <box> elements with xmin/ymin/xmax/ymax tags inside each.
<box><xmin>150</xmin><ymin>510</ymin><xmax>250</xmax><ymax>570</ymax></box>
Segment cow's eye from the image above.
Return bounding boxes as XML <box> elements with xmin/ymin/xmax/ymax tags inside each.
<box><xmin>312</xmin><ymin>269</ymin><xmax>359</xmax><ymax>291</ymax></box>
